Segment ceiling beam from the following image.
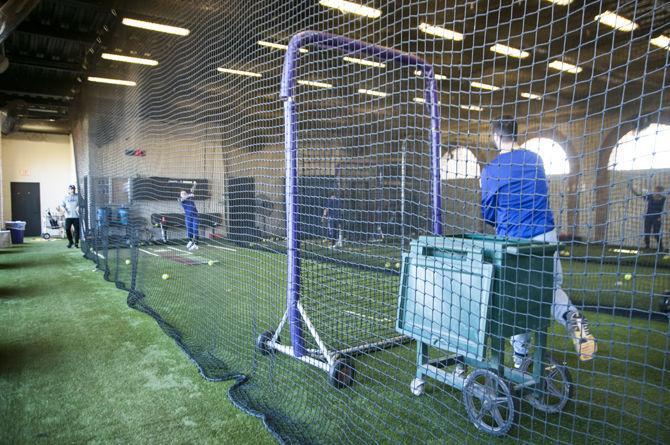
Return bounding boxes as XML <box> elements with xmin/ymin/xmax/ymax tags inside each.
<box><xmin>6</xmin><ymin>55</ymin><xmax>84</xmax><ymax>73</ymax></box>
<box><xmin>13</xmin><ymin>22</ymin><xmax>99</xmax><ymax>45</ymax></box>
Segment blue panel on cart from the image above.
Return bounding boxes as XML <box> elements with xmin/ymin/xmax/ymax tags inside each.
<box><xmin>396</xmin><ymin>253</ymin><xmax>493</xmax><ymax>361</ymax></box>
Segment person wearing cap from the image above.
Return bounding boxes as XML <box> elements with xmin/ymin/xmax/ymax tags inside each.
<box><xmin>60</xmin><ymin>184</ymin><xmax>80</xmax><ymax>249</ymax></box>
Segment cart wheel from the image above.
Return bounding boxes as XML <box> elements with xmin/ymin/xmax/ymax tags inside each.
<box><xmin>255</xmin><ymin>330</ymin><xmax>279</xmax><ymax>356</ymax></box>
<box><xmin>42</xmin><ymin>233</ymin><xmax>50</xmax><ymax>239</ymax></box>
<box><xmin>328</xmin><ymin>356</ymin><xmax>355</xmax><ymax>389</ymax></box>
<box><xmin>410</xmin><ymin>377</ymin><xmax>425</xmax><ymax>396</ymax></box>
<box><xmin>463</xmin><ymin>369</ymin><xmax>516</xmax><ymax>436</ymax></box>
<box><xmin>519</xmin><ymin>356</ymin><xmax>573</xmax><ymax>413</ymax></box>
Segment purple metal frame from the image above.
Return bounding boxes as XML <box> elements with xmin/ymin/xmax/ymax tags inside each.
<box><xmin>281</xmin><ymin>31</ymin><xmax>443</xmax><ymax>357</ymax></box>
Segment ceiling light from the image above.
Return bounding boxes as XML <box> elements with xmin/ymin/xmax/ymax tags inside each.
<box><xmin>460</xmin><ymin>104</ymin><xmax>483</xmax><ymax>111</ymax></box>
<box><xmin>87</xmin><ymin>76</ymin><xmax>136</xmax><ymax>86</ymax></box>
<box><xmin>490</xmin><ymin>43</ymin><xmax>530</xmax><ymax>59</ymax></box>
<box><xmin>297</xmin><ymin>79</ymin><xmax>333</xmax><ymax>89</ymax></box>
<box><xmin>216</xmin><ymin>67</ymin><xmax>262</xmax><ymax>77</ymax></box>
<box><xmin>548</xmin><ymin>60</ymin><xmax>583</xmax><ymax>74</ymax></box>
<box><xmin>319</xmin><ymin>0</ymin><xmax>381</xmax><ymax>18</ymax></box>
<box><xmin>418</xmin><ymin>23</ymin><xmax>464</xmax><ymax>41</ymax></box>
<box><xmin>121</xmin><ymin>18</ymin><xmax>190</xmax><ymax>36</ymax></box>
<box><xmin>27</xmin><ymin>108</ymin><xmax>59</xmax><ymax>114</ymax></box>
<box><xmin>650</xmin><ymin>35</ymin><xmax>670</xmax><ymax>50</ymax></box>
<box><xmin>594</xmin><ymin>11</ymin><xmax>639</xmax><ymax>32</ymax></box>
<box><xmin>414</xmin><ymin>97</ymin><xmax>441</xmax><ymax>104</ymax></box>
<box><xmin>101</xmin><ymin>53</ymin><xmax>158</xmax><ymax>66</ymax></box>
<box><xmin>520</xmin><ymin>92</ymin><xmax>542</xmax><ymax>100</ymax></box>
<box><xmin>343</xmin><ymin>56</ymin><xmax>386</xmax><ymax>68</ymax></box>
<box><xmin>258</xmin><ymin>40</ymin><xmax>308</xmax><ymax>53</ymax></box>
<box><xmin>471</xmin><ymin>81</ymin><xmax>500</xmax><ymax>91</ymax></box>
<box><xmin>545</xmin><ymin>0</ymin><xmax>573</xmax><ymax>5</ymax></box>
<box><xmin>358</xmin><ymin>88</ymin><xmax>387</xmax><ymax>98</ymax></box>
<box><xmin>414</xmin><ymin>70</ymin><xmax>447</xmax><ymax>80</ymax></box>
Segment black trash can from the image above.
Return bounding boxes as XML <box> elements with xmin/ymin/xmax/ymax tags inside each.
<box><xmin>5</xmin><ymin>221</ymin><xmax>27</xmax><ymax>244</ymax></box>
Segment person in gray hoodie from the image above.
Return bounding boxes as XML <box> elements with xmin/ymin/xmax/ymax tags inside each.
<box><xmin>60</xmin><ymin>184</ymin><xmax>80</xmax><ymax>248</ymax></box>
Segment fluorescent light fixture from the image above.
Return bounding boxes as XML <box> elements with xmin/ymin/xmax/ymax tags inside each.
<box><xmin>490</xmin><ymin>43</ymin><xmax>530</xmax><ymax>59</ymax></box>
<box><xmin>414</xmin><ymin>97</ymin><xmax>441</xmax><ymax>104</ymax></box>
<box><xmin>87</xmin><ymin>76</ymin><xmax>136</xmax><ymax>86</ymax></box>
<box><xmin>216</xmin><ymin>67</ymin><xmax>262</xmax><ymax>78</ymax></box>
<box><xmin>121</xmin><ymin>18</ymin><xmax>190</xmax><ymax>36</ymax></box>
<box><xmin>650</xmin><ymin>35</ymin><xmax>670</xmax><ymax>50</ymax></box>
<box><xmin>297</xmin><ymin>79</ymin><xmax>333</xmax><ymax>89</ymax></box>
<box><xmin>594</xmin><ymin>11</ymin><xmax>639</xmax><ymax>32</ymax></box>
<box><xmin>460</xmin><ymin>104</ymin><xmax>483</xmax><ymax>111</ymax></box>
<box><xmin>471</xmin><ymin>81</ymin><xmax>500</xmax><ymax>91</ymax></box>
<box><xmin>520</xmin><ymin>92</ymin><xmax>542</xmax><ymax>100</ymax></box>
<box><xmin>548</xmin><ymin>60</ymin><xmax>583</xmax><ymax>74</ymax></box>
<box><xmin>413</xmin><ymin>70</ymin><xmax>447</xmax><ymax>80</ymax></box>
<box><xmin>27</xmin><ymin>108</ymin><xmax>59</xmax><ymax>114</ymax></box>
<box><xmin>418</xmin><ymin>23</ymin><xmax>464</xmax><ymax>41</ymax></box>
<box><xmin>258</xmin><ymin>40</ymin><xmax>308</xmax><ymax>53</ymax></box>
<box><xmin>343</xmin><ymin>56</ymin><xmax>386</xmax><ymax>68</ymax></box>
<box><xmin>545</xmin><ymin>0</ymin><xmax>573</xmax><ymax>5</ymax></box>
<box><xmin>101</xmin><ymin>53</ymin><xmax>158</xmax><ymax>66</ymax></box>
<box><xmin>319</xmin><ymin>0</ymin><xmax>381</xmax><ymax>18</ymax></box>
<box><xmin>358</xmin><ymin>88</ymin><xmax>387</xmax><ymax>98</ymax></box>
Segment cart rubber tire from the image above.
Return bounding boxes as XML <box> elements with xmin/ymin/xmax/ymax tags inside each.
<box><xmin>410</xmin><ymin>378</ymin><xmax>425</xmax><ymax>396</ymax></box>
<box><xmin>256</xmin><ymin>330</ymin><xmax>278</xmax><ymax>356</ymax></box>
<box><xmin>328</xmin><ymin>356</ymin><xmax>355</xmax><ymax>389</ymax></box>
<box><xmin>519</xmin><ymin>356</ymin><xmax>573</xmax><ymax>413</ymax></box>
<box><xmin>463</xmin><ymin>369</ymin><xmax>517</xmax><ymax>436</ymax></box>
<box><xmin>42</xmin><ymin>233</ymin><xmax>50</xmax><ymax>239</ymax></box>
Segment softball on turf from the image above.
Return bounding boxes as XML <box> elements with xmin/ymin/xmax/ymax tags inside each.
<box><xmin>385</xmin><ymin>262</ymin><xmax>391</xmax><ymax>268</ymax></box>
<box><xmin>624</xmin><ymin>273</ymin><xmax>632</xmax><ymax>281</ymax></box>
<box><xmin>208</xmin><ymin>260</ymin><xmax>215</xmax><ymax>266</ymax></box>
<box><xmin>664</xmin><ymin>255</ymin><xmax>670</xmax><ymax>261</ymax></box>
<box><xmin>125</xmin><ymin>259</ymin><xmax>131</xmax><ymax>265</ymax></box>
<box><xmin>395</xmin><ymin>262</ymin><xmax>400</xmax><ymax>269</ymax></box>
<box><xmin>161</xmin><ymin>273</ymin><xmax>170</xmax><ymax>280</ymax></box>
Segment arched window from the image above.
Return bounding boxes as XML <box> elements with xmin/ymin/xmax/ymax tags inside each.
<box><xmin>521</xmin><ymin>138</ymin><xmax>570</xmax><ymax>175</ymax></box>
<box><xmin>608</xmin><ymin>124</ymin><xmax>670</xmax><ymax>171</ymax></box>
<box><xmin>441</xmin><ymin>147</ymin><xmax>480</xmax><ymax>180</ymax></box>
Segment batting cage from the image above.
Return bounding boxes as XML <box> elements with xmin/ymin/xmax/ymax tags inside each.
<box><xmin>72</xmin><ymin>1</ymin><xmax>669</xmax><ymax>443</ymax></box>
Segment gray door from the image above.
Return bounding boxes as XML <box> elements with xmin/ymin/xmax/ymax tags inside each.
<box><xmin>10</xmin><ymin>182</ymin><xmax>41</xmax><ymax>236</ymax></box>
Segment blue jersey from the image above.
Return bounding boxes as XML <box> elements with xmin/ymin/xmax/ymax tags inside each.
<box><xmin>480</xmin><ymin>149</ymin><xmax>555</xmax><ymax>238</ymax></box>
<box><xmin>181</xmin><ymin>199</ymin><xmax>198</xmax><ymax>215</ymax></box>
<box><xmin>326</xmin><ymin>196</ymin><xmax>341</xmax><ymax>220</ymax></box>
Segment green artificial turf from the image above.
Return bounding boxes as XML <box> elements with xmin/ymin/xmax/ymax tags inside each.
<box><xmin>0</xmin><ymin>238</ymin><xmax>276</xmax><ymax>445</ymax></box>
<box><xmin>98</xmin><ymin>237</ymin><xmax>670</xmax><ymax>444</ymax></box>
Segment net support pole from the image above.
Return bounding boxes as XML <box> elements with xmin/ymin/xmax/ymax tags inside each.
<box><xmin>281</xmin><ymin>30</ymin><xmax>443</xmax><ymax>358</ymax></box>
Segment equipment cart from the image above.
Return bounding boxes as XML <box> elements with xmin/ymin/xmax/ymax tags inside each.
<box><xmin>396</xmin><ymin>234</ymin><xmax>573</xmax><ymax>436</ymax></box>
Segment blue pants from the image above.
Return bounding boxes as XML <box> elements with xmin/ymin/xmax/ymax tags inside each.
<box><xmin>185</xmin><ymin>212</ymin><xmax>199</xmax><ymax>240</ymax></box>
<box><xmin>327</xmin><ymin>218</ymin><xmax>340</xmax><ymax>241</ymax></box>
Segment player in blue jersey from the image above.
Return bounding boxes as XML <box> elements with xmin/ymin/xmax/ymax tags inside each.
<box><xmin>323</xmin><ymin>193</ymin><xmax>343</xmax><ymax>249</ymax></box>
<box><xmin>179</xmin><ymin>181</ymin><xmax>199</xmax><ymax>251</ymax></box>
<box><xmin>629</xmin><ymin>182</ymin><xmax>667</xmax><ymax>251</ymax></box>
<box><xmin>481</xmin><ymin>116</ymin><xmax>596</xmax><ymax>365</ymax></box>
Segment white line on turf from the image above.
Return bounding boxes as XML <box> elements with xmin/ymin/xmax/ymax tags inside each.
<box><xmin>139</xmin><ymin>248</ymin><xmax>159</xmax><ymax>257</ymax></box>
<box><xmin>343</xmin><ymin>310</ymin><xmax>391</xmax><ymax>323</ymax></box>
<box><xmin>166</xmin><ymin>246</ymin><xmax>192</xmax><ymax>254</ymax></box>
<box><xmin>207</xmin><ymin>245</ymin><xmax>236</xmax><ymax>252</ymax></box>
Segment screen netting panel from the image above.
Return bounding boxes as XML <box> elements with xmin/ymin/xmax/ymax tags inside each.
<box><xmin>71</xmin><ymin>1</ymin><xmax>669</xmax><ymax>444</ymax></box>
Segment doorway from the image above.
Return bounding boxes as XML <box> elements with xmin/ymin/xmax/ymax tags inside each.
<box><xmin>10</xmin><ymin>182</ymin><xmax>41</xmax><ymax>236</ymax></box>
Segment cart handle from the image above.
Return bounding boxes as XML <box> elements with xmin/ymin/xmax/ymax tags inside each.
<box><xmin>505</xmin><ymin>243</ymin><xmax>559</xmax><ymax>256</ymax></box>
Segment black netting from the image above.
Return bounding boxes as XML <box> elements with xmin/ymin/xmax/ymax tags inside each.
<box><xmin>72</xmin><ymin>1</ymin><xmax>670</xmax><ymax>444</ymax></box>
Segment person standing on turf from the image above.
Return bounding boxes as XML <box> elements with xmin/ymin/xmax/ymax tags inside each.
<box><xmin>481</xmin><ymin>116</ymin><xmax>596</xmax><ymax>365</ymax></box>
<box><xmin>628</xmin><ymin>182</ymin><xmax>667</xmax><ymax>251</ymax></box>
<box><xmin>60</xmin><ymin>184</ymin><xmax>80</xmax><ymax>249</ymax></box>
<box><xmin>323</xmin><ymin>192</ymin><xmax>343</xmax><ymax>249</ymax></box>
<box><xmin>179</xmin><ymin>181</ymin><xmax>199</xmax><ymax>251</ymax></box>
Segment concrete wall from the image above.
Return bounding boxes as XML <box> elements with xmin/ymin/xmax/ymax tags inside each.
<box><xmin>1</xmin><ymin>132</ymin><xmax>76</xmax><ymax>225</ymax></box>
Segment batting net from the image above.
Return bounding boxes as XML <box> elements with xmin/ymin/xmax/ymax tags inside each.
<box><xmin>72</xmin><ymin>1</ymin><xmax>669</xmax><ymax>444</ymax></box>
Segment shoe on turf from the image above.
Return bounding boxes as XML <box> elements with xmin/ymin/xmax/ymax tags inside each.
<box><xmin>67</xmin><ymin>243</ymin><xmax>73</xmax><ymax>248</ymax></box>
<box><xmin>190</xmin><ymin>243</ymin><xmax>199</xmax><ymax>251</ymax></box>
<box><xmin>566</xmin><ymin>311</ymin><xmax>597</xmax><ymax>361</ymax></box>
<box><xmin>74</xmin><ymin>243</ymin><xmax>79</xmax><ymax>248</ymax></box>
<box><xmin>186</xmin><ymin>240</ymin><xmax>194</xmax><ymax>249</ymax></box>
